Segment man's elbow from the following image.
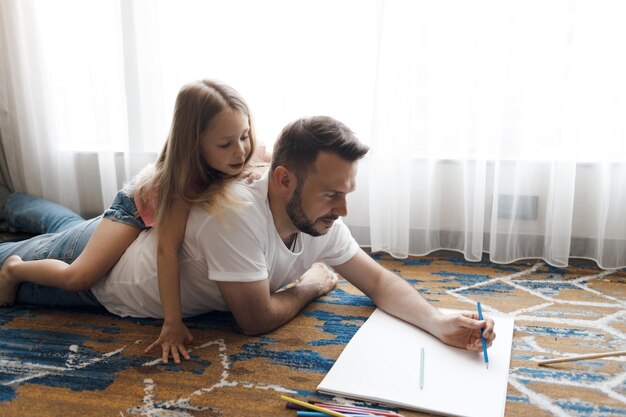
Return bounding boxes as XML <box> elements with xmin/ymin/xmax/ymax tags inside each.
<box><xmin>240</xmin><ymin>326</ymin><xmax>266</xmax><ymax>336</ymax></box>
<box><xmin>236</xmin><ymin>316</ymin><xmax>277</xmax><ymax>336</ymax></box>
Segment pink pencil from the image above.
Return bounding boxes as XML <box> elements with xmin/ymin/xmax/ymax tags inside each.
<box><xmin>313</xmin><ymin>402</ymin><xmax>404</xmax><ymax>417</ymax></box>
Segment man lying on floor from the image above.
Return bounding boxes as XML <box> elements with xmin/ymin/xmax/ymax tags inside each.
<box><xmin>0</xmin><ymin>116</ymin><xmax>495</xmax><ymax>364</ymax></box>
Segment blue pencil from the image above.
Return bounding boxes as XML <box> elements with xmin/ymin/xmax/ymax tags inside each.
<box><xmin>477</xmin><ymin>302</ymin><xmax>489</xmax><ymax>369</ymax></box>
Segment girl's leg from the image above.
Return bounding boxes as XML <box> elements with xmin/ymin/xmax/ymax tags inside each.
<box><xmin>0</xmin><ymin>218</ymin><xmax>141</xmax><ymax>306</ymax></box>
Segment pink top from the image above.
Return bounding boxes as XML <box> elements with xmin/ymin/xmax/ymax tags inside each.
<box><xmin>134</xmin><ymin>190</ymin><xmax>158</xmax><ymax>228</ymax></box>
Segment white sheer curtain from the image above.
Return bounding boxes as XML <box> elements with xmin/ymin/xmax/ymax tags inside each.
<box><xmin>366</xmin><ymin>0</ymin><xmax>626</xmax><ymax>269</ymax></box>
<box><xmin>0</xmin><ymin>0</ymin><xmax>377</xmax><ymax>215</ymax></box>
<box><xmin>0</xmin><ymin>0</ymin><xmax>135</xmax><ymax>214</ymax></box>
<box><xmin>1</xmin><ymin>0</ymin><xmax>625</xmax><ymax>268</ymax></box>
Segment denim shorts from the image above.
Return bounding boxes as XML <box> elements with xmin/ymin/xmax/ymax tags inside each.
<box><xmin>102</xmin><ymin>190</ymin><xmax>148</xmax><ymax>230</ymax></box>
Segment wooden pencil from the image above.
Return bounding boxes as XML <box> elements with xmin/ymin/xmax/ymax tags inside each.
<box><xmin>280</xmin><ymin>396</ymin><xmax>349</xmax><ymax>417</ymax></box>
<box><xmin>538</xmin><ymin>350</ymin><xmax>626</xmax><ymax>366</ymax></box>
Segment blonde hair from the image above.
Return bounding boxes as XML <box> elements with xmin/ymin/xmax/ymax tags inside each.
<box><xmin>134</xmin><ymin>79</ymin><xmax>256</xmax><ymax>226</ymax></box>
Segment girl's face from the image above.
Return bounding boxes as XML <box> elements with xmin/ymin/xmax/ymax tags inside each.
<box><xmin>199</xmin><ymin>108</ymin><xmax>251</xmax><ymax>176</ymax></box>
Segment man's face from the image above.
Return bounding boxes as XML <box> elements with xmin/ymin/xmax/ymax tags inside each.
<box><xmin>286</xmin><ymin>152</ymin><xmax>357</xmax><ymax>236</ymax></box>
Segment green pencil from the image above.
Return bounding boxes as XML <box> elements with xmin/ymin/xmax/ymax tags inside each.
<box><xmin>420</xmin><ymin>347</ymin><xmax>425</xmax><ymax>389</ymax></box>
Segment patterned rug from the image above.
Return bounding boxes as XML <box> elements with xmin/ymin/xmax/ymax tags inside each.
<box><xmin>0</xmin><ymin>250</ymin><xmax>624</xmax><ymax>417</ymax></box>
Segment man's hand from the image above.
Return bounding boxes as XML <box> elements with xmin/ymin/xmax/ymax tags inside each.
<box><xmin>295</xmin><ymin>262</ymin><xmax>339</xmax><ymax>297</ymax></box>
<box><xmin>434</xmin><ymin>312</ymin><xmax>496</xmax><ymax>351</ymax></box>
<box><xmin>217</xmin><ymin>263</ymin><xmax>338</xmax><ymax>335</ymax></box>
<box><xmin>144</xmin><ymin>320</ymin><xmax>194</xmax><ymax>364</ymax></box>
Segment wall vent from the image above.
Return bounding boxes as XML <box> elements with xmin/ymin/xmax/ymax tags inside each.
<box><xmin>497</xmin><ymin>194</ymin><xmax>539</xmax><ymax>220</ymax></box>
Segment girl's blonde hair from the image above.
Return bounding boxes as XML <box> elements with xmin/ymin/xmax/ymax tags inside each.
<box><xmin>134</xmin><ymin>79</ymin><xmax>256</xmax><ymax>226</ymax></box>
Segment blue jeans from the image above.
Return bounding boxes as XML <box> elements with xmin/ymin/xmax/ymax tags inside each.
<box><xmin>0</xmin><ymin>193</ymin><xmax>102</xmax><ymax>308</ymax></box>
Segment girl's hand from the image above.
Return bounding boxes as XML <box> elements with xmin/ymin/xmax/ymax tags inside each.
<box><xmin>239</xmin><ymin>163</ymin><xmax>270</xmax><ymax>183</ymax></box>
<box><xmin>144</xmin><ymin>320</ymin><xmax>194</xmax><ymax>364</ymax></box>
<box><xmin>435</xmin><ymin>312</ymin><xmax>496</xmax><ymax>351</ymax></box>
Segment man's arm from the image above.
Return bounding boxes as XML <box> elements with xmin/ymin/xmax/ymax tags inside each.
<box><xmin>216</xmin><ymin>264</ymin><xmax>337</xmax><ymax>335</ymax></box>
<box><xmin>332</xmin><ymin>248</ymin><xmax>496</xmax><ymax>351</ymax></box>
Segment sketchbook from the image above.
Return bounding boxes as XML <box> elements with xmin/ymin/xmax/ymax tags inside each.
<box><xmin>317</xmin><ymin>308</ymin><xmax>514</xmax><ymax>417</ymax></box>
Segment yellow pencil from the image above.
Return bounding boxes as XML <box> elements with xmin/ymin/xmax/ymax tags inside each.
<box><xmin>280</xmin><ymin>395</ymin><xmax>349</xmax><ymax>417</ymax></box>
<box><xmin>538</xmin><ymin>350</ymin><xmax>626</xmax><ymax>366</ymax></box>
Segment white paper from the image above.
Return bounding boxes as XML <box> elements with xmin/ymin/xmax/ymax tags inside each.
<box><xmin>317</xmin><ymin>309</ymin><xmax>514</xmax><ymax>417</ymax></box>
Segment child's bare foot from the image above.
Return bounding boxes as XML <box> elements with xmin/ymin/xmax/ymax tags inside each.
<box><xmin>0</xmin><ymin>255</ymin><xmax>22</xmax><ymax>306</ymax></box>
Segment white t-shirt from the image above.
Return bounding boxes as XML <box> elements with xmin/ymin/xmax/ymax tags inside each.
<box><xmin>91</xmin><ymin>173</ymin><xmax>359</xmax><ymax>318</ymax></box>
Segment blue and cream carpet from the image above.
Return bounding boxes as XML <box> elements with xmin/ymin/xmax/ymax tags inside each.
<box><xmin>0</xmin><ymin>251</ymin><xmax>624</xmax><ymax>417</ymax></box>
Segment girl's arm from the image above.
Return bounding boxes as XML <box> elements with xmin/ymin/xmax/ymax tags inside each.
<box><xmin>144</xmin><ymin>198</ymin><xmax>193</xmax><ymax>364</ymax></box>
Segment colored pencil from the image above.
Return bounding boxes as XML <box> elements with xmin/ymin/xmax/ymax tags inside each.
<box><xmin>419</xmin><ymin>347</ymin><xmax>425</xmax><ymax>389</ymax></box>
<box><xmin>477</xmin><ymin>302</ymin><xmax>489</xmax><ymax>369</ymax></box>
<box><xmin>297</xmin><ymin>412</ymin><xmax>369</xmax><ymax>417</ymax></box>
<box><xmin>281</xmin><ymin>396</ymin><xmax>349</xmax><ymax>417</ymax></box>
<box><xmin>538</xmin><ymin>350</ymin><xmax>626</xmax><ymax>366</ymax></box>
<box><xmin>313</xmin><ymin>402</ymin><xmax>404</xmax><ymax>417</ymax></box>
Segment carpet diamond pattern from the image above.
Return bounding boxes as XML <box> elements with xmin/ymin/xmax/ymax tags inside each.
<box><xmin>0</xmin><ymin>251</ymin><xmax>624</xmax><ymax>417</ymax></box>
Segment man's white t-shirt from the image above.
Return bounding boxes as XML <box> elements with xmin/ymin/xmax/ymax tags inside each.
<box><xmin>91</xmin><ymin>173</ymin><xmax>359</xmax><ymax>318</ymax></box>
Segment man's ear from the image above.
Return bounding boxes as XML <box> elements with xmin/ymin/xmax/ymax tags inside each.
<box><xmin>272</xmin><ymin>166</ymin><xmax>296</xmax><ymax>192</ymax></box>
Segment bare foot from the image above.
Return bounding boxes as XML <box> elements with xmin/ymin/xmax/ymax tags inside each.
<box><xmin>0</xmin><ymin>255</ymin><xmax>22</xmax><ymax>306</ymax></box>
<box><xmin>298</xmin><ymin>262</ymin><xmax>339</xmax><ymax>297</ymax></box>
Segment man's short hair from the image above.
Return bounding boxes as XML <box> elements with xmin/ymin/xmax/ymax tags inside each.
<box><xmin>271</xmin><ymin>116</ymin><xmax>369</xmax><ymax>180</ymax></box>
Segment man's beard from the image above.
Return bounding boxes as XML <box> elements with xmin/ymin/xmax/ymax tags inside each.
<box><xmin>286</xmin><ymin>184</ymin><xmax>336</xmax><ymax>236</ymax></box>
